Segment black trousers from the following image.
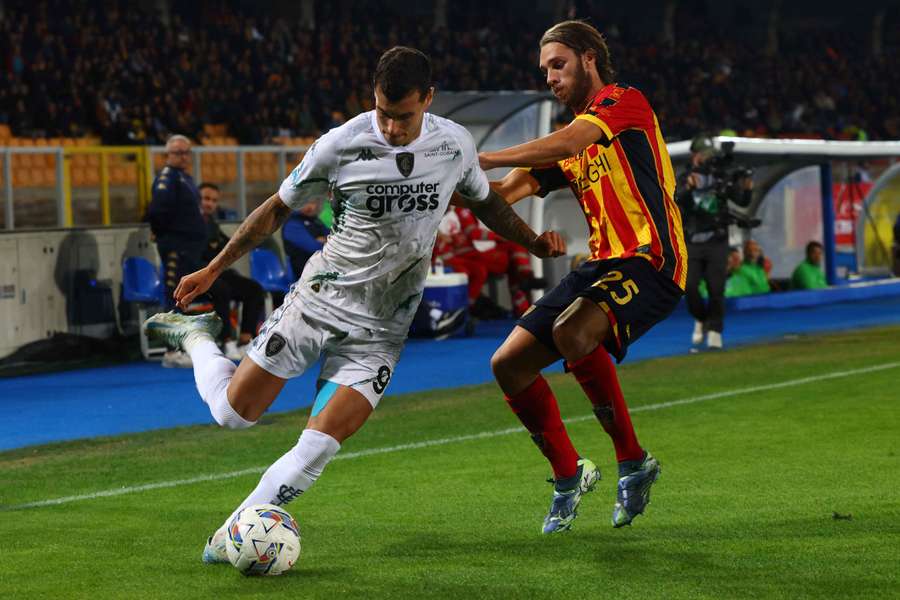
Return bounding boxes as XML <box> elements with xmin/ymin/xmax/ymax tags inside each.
<box><xmin>157</xmin><ymin>243</ymin><xmax>204</xmax><ymax>310</ymax></box>
<box><xmin>685</xmin><ymin>238</ymin><xmax>728</xmax><ymax>333</ymax></box>
<box><xmin>209</xmin><ymin>269</ymin><xmax>265</xmax><ymax>340</ymax></box>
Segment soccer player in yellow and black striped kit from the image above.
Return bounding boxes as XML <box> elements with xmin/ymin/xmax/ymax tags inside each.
<box><xmin>478</xmin><ymin>20</ymin><xmax>687</xmax><ymax>533</ymax></box>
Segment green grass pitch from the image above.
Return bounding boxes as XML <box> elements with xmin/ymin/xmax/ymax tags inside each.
<box><xmin>1</xmin><ymin>326</ymin><xmax>898</xmax><ymax>599</ymax></box>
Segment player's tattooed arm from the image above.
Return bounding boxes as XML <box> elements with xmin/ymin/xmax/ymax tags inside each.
<box><xmin>174</xmin><ymin>193</ymin><xmax>291</xmax><ymax>309</ymax></box>
<box><xmin>206</xmin><ymin>193</ymin><xmax>292</xmax><ymax>276</ymax></box>
<box><xmin>468</xmin><ymin>189</ymin><xmax>565</xmax><ymax>259</ymax></box>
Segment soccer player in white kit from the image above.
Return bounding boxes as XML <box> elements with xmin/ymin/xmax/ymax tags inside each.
<box><xmin>145</xmin><ymin>47</ymin><xmax>565</xmax><ymax>562</ymax></box>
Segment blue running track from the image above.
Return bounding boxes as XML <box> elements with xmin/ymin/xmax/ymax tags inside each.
<box><xmin>1</xmin><ymin>297</ymin><xmax>898</xmax><ymax>450</ymax></box>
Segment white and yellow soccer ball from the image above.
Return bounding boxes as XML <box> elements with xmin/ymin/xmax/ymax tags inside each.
<box><xmin>226</xmin><ymin>504</ymin><xmax>301</xmax><ymax>576</ymax></box>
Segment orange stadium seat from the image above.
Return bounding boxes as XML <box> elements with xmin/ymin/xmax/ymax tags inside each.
<box><xmin>208</xmin><ymin>166</ymin><xmax>222</xmax><ymax>183</ymax></box>
<box><xmin>13</xmin><ymin>168</ymin><xmax>29</xmax><ymax>186</ymax></box>
<box><xmin>0</xmin><ymin>124</ymin><xmax>11</xmax><ymax>140</ymax></box>
<box><xmin>40</xmin><ymin>167</ymin><xmax>55</xmax><ymax>186</ymax></box>
<box><xmin>72</xmin><ymin>169</ymin><xmax>86</xmax><ymax>186</ymax></box>
<box><xmin>110</xmin><ymin>166</ymin><xmax>126</xmax><ymax>184</ymax></box>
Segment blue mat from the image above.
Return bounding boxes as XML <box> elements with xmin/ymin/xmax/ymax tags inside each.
<box><xmin>1</xmin><ymin>296</ymin><xmax>898</xmax><ymax>450</ymax></box>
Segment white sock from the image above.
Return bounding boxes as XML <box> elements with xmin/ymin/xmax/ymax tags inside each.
<box><xmin>185</xmin><ymin>334</ymin><xmax>254</xmax><ymax>429</ymax></box>
<box><xmin>224</xmin><ymin>429</ymin><xmax>341</xmax><ymax>525</ymax></box>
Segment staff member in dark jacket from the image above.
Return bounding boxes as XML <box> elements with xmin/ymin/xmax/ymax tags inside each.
<box><xmin>147</xmin><ymin>135</ymin><xmax>207</xmax><ymax>367</ymax></box>
<box><xmin>147</xmin><ymin>134</ymin><xmax>207</xmax><ymax>308</ymax></box>
<box><xmin>200</xmin><ymin>182</ymin><xmax>265</xmax><ymax>360</ymax></box>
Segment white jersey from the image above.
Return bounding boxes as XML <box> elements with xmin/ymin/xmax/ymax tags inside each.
<box><xmin>278</xmin><ymin>111</ymin><xmax>490</xmax><ymax>338</ymax></box>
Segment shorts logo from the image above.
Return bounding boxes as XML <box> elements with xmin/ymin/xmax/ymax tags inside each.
<box><xmin>396</xmin><ymin>152</ymin><xmax>414</xmax><ymax>177</ymax></box>
<box><xmin>265</xmin><ymin>333</ymin><xmax>287</xmax><ymax>357</ymax></box>
<box><xmin>372</xmin><ymin>365</ymin><xmax>392</xmax><ymax>394</ymax></box>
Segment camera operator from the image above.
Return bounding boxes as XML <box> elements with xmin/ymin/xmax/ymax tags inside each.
<box><xmin>676</xmin><ymin>137</ymin><xmax>754</xmax><ymax>350</ymax></box>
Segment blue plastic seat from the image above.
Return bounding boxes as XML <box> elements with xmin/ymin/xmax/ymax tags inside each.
<box><xmin>122</xmin><ymin>256</ymin><xmax>164</xmax><ymax>304</ymax></box>
<box><xmin>121</xmin><ymin>256</ymin><xmax>166</xmax><ymax>360</ymax></box>
<box><xmin>250</xmin><ymin>248</ymin><xmax>292</xmax><ymax>293</ymax></box>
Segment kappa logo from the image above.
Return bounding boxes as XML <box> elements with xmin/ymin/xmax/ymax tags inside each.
<box><xmin>354</xmin><ymin>148</ymin><xmax>377</xmax><ymax>162</ymax></box>
<box><xmin>265</xmin><ymin>333</ymin><xmax>287</xmax><ymax>357</ymax></box>
<box><xmin>372</xmin><ymin>365</ymin><xmax>392</xmax><ymax>394</ymax></box>
<box><xmin>396</xmin><ymin>152</ymin><xmax>414</xmax><ymax>177</ymax></box>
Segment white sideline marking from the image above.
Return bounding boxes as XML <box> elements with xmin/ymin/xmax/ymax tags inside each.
<box><xmin>5</xmin><ymin>361</ymin><xmax>898</xmax><ymax>511</ymax></box>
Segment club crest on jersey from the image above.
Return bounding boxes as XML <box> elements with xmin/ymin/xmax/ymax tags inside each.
<box><xmin>265</xmin><ymin>333</ymin><xmax>286</xmax><ymax>357</ymax></box>
<box><xmin>396</xmin><ymin>152</ymin><xmax>414</xmax><ymax>177</ymax></box>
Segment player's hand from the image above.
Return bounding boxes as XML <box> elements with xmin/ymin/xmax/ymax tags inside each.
<box><xmin>529</xmin><ymin>230</ymin><xmax>566</xmax><ymax>258</ymax></box>
<box><xmin>174</xmin><ymin>267</ymin><xmax>217</xmax><ymax>311</ymax></box>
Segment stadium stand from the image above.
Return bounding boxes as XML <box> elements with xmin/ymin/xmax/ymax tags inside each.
<box><xmin>0</xmin><ymin>1</ymin><xmax>897</xmax><ymax>148</ymax></box>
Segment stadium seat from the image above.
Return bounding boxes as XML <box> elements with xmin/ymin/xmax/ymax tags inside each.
<box><xmin>250</xmin><ymin>248</ymin><xmax>292</xmax><ymax>315</ymax></box>
<box><xmin>122</xmin><ymin>256</ymin><xmax>166</xmax><ymax>360</ymax></box>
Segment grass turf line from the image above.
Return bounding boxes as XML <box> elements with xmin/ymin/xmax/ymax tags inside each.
<box><xmin>0</xmin><ymin>326</ymin><xmax>898</xmax><ymax>599</ymax></box>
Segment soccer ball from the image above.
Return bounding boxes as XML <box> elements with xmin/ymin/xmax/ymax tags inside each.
<box><xmin>226</xmin><ymin>504</ymin><xmax>301</xmax><ymax>576</ymax></box>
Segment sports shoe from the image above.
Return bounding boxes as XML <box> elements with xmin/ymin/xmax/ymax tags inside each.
<box><xmin>706</xmin><ymin>330</ymin><xmax>723</xmax><ymax>350</ymax></box>
<box><xmin>223</xmin><ymin>340</ymin><xmax>249</xmax><ymax>361</ymax></box>
<box><xmin>612</xmin><ymin>452</ymin><xmax>661</xmax><ymax>528</ymax></box>
<box><xmin>201</xmin><ymin>523</ymin><xmax>229</xmax><ymax>564</ymax></box>
<box><xmin>691</xmin><ymin>320</ymin><xmax>705</xmax><ymax>345</ymax></box>
<box><xmin>161</xmin><ymin>349</ymin><xmax>193</xmax><ymax>369</ymax></box>
<box><xmin>542</xmin><ymin>458</ymin><xmax>601</xmax><ymax>534</ymax></box>
<box><xmin>145</xmin><ymin>311</ymin><xmax>222</xmax><ymax>351</ymax></box>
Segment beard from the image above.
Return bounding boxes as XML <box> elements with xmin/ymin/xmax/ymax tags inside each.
<box><xmin>562</xmin><ymin>60</ymin><xmax>594</xmax><ymax>113</ymax></box>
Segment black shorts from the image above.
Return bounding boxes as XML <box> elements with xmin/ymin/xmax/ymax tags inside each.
<box><xmin>517</xmin><ymin>257</ymin><xmax>684</xmax><ymax>362</ymax></box>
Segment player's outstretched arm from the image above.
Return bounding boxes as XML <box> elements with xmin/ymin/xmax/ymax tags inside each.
<box><xmin>174</xmin><ymin>193</ymin><xmax>292</xmax><ymax>309</ymax></box>
<box><xmin>479</xmin><ymin>119</ymin><xmax>605</xmax><ymax>170</ymax></box>
<box><xmin>450</xmin><ymin>169</ymin><xmax>540</xmax><ymax>209</ymax></box>
<box><xmin>467</xmin><ymin>189</ymin><xmax>565</xmax><ymax>259</ymax></box>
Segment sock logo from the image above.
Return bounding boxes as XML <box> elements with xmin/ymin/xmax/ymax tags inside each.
<box><xmin>274</xmin><ymin>484</ymin><xmax>303</xmax><ymax>505</ymax></box>
<box><xmin>372</xmin><ymin>365</ymin><xmax>392</xmax><ymax>394</ymax></box>
<box><xmin>265</xmin><ymin>333</ymin><xmax>287</xmax><ymax>357</ymax></box>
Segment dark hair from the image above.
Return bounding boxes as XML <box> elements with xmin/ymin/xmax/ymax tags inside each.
<box><xmin>540</xmin><ymin>20</ymin><xmax>615</xmax><ymax>83</ymax></box>
<box><xmin>806</xmin><ymin>241</ymin><xmax>823</xmax><ymax>255</ymax></box>
<box><xmin>198</xmin><ymin>182</ymin><xmax>219</xmax><ymax>193</ymax></box>
<box><xmin>373</xmin><ymin>46</ymin><xmax>432</xmax><ymax>102</ymax></box>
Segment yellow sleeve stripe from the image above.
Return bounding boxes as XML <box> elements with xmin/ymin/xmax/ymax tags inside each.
<box><xmin>575</xmin><ymin>113</ymin><xmax>614</xmax><ymax>140</ymax></box>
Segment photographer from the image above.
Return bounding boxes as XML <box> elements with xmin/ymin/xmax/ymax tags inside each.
<box><xmin>677</xmin><ymin>137</ymin><xmax>754</xmax><ymax>350</ymax></box>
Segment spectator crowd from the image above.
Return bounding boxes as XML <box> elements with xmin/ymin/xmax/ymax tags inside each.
<box><xmin>1</xmin><ymin>0</ymin><xmax>897</xmax><ymax>145</ymax></box>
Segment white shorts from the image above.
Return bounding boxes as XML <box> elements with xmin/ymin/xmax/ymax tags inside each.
<box><xmin>246</xmin><ymin>291</ymin><xmax>404</xmax><ymax>409</ymax></box>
